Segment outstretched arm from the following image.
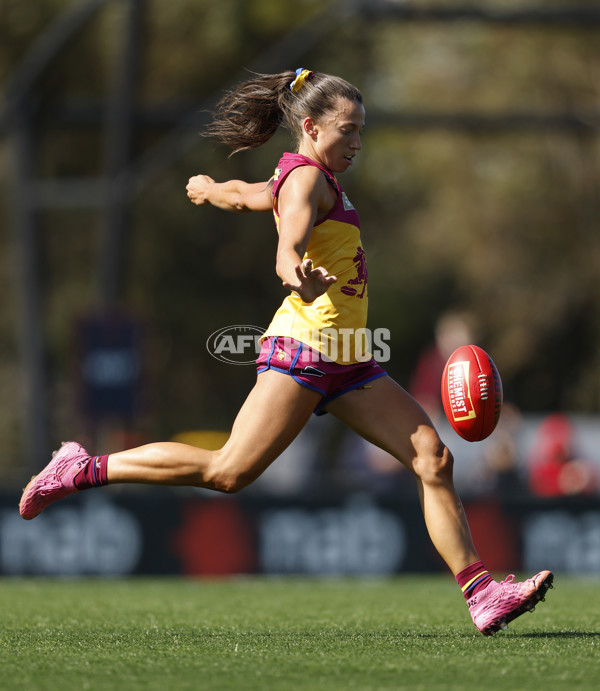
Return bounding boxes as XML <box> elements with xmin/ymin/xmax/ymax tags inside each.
<box><xmin>186</xmin><ymin>174</ymin><xmax>273</xmax><ymax>212</ymax></box>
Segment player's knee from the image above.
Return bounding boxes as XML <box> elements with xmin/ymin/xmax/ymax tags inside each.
<box><xmin>205</xmin><ymin>466</ymin><xmax>250</xmax><ymax>494</ymax></box>
<box><xmin>203</xmin><ymin>451</ymin><xmax>256</xmax><ymax>494</ymax></box>
<box><xmin>411</xmin><ymin>428</ymin><xmax>454</xmax><ymax>485</ymax></box>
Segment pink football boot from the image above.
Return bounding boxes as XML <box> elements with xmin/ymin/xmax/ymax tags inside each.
<box><xmin>468</xmin><ymin>570</ymin><xmax>554</xmax><ymax>635</ymax></box>
<box><xmin>19</xmin><ymin>441</ymin><xmax>91</xmax><ymax>520</ymax></box>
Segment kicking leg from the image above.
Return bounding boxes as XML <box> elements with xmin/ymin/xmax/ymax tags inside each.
<box><xmin>324</xmin><ymin>375</ymin><xmax>478</xmax><ymax>575</ymax></box>
<box><xmin>325</xmin><ymin>375</ymin><xmax>554</xmax><ymax>635</ymax></box>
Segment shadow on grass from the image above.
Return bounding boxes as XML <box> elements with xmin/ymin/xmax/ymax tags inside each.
<box><xmin>518</xmin><ymin>631</ymin><xmax>600</xmax><ymax>639</ymax></box>
<box><xmin>391</xmin><ymin>629</ymin><xmax>600</xmax><ymax>640</ymax></box>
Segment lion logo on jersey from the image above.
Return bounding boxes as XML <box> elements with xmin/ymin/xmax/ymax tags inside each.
<box><xmin>341</xmin><ymin>247</ymin><xmax>368</xmax><ymax>298</ymax></box>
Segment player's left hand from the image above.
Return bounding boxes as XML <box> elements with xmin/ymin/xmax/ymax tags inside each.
<box><xmin>282</xmin><ymin>259</ymin><xmax>338</xmax><ymax>303</ymax></box>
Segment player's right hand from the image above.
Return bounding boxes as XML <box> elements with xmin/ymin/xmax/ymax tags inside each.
<box><xmin>186</xmin><ymin>175</ymin><xmax>214</xmax><ymax>205</ymax></box>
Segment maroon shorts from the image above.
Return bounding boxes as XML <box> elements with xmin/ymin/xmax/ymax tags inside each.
<box><xmin>256</xmin><ymin>336</ymin><xmax>387</xmax><ymax>415</ymax></box>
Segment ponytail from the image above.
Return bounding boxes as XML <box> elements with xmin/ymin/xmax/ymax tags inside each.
<box><xmin>204</xmin><ymin>70</ymin><xmax>362</xmax><ymax>156</ymax></box>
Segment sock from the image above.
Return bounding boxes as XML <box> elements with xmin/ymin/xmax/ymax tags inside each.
<box><xmin>73</xmin><ymin>454</ymin><xmax>109</xmax><ymax>490</ymax></box>
<box><xmin>456</xmin><ymin>560</ymin><xmax>494</xmax><ymax>600</ymax></box>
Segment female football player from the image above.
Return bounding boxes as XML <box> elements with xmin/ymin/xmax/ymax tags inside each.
<box><xmin>20</xmin><ymin>69</ymin><xmax>552</xmax><ymax>635</ymax></box>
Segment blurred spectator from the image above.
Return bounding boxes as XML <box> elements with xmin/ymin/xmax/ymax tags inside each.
<box><xmin>409</xmin><ymin>310</ymin><xmax>477</xmax><ymax>419</ymax></box>
<box><xmin>528</xmin><ymin>413</ymin><xmax>597</xmax><ymax>497</ymax></box>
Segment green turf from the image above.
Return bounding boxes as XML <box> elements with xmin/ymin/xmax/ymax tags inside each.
<box><xmin>0</xmin><ymin>576</ymin><xmax>598</xmax><ymax>690</ymax></box>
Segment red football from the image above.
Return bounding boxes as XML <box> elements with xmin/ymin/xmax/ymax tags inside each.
<box><xmin>441</xmin><ymin>344</ymin><xmax>503</xmax><ymax>442</ymax></box>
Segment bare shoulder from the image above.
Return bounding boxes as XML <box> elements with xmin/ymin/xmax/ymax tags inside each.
<box><xmin>284</xmin><ymin>164</ymin><xmax>328</xmax><ymax>191</ymax></box>
<box><xmin>279</xmin><ymin>165</ymin><xmax>336</xmax><ymax>214</ymax></box>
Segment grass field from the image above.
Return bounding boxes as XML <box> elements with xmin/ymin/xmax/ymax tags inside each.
<box><xmin>0</xmin><ymin>576</ymin><xmax>598</xmax><ymax>690</ymax></box>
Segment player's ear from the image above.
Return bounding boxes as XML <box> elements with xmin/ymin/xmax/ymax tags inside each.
<box><xmin>302</xmin><ymin>117</ymin><xmax>318</xmax><ymax>140</ymax></box>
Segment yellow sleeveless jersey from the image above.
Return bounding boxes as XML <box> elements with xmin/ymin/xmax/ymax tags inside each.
<box><xmin>262</xmin><ymin>153</ymin><xmax>369</xmax><ymax>364</ymax></box>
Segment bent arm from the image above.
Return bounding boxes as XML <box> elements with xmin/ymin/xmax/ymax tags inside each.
<box><xmin>275</xmin><ymin>167</ymin><xmax>337</xmax><ymax>302</ymax></box>
<box><xmin>186</xmin><ymin>175</ymin><xmax>273</xmax><ymax>212</ymax></box>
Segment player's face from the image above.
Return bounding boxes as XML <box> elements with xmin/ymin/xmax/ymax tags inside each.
<box><xmin>304</xmin><ymin>98</ymin><xmax>365</xmax><ymax>173</ymax></box>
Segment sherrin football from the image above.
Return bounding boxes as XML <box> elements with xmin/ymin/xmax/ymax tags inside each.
<box><xmin>441</xmin><ymin>344</ymin><xmax>503</xmax><ymax>442</ymax></box>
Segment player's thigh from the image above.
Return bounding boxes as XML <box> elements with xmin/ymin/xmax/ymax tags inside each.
<box><xmin>324</xmin><ymin>375</ymin><xmax>444</xmax><ymax>471</ymax></box>
<box><xmin>213</xmin><ymin>369</ymin><xmax>322</xmax><ymax>482</ymax></box>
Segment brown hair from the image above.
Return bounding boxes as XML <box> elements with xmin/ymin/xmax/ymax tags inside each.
<box><xmin>204</xmin><ymin>70</ymin><xmax>362</xmax><ymax>155</ymax></box>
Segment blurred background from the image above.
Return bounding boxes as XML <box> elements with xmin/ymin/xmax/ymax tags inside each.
<box><xmin>1</xmin><ymin>0</ymin><xmax>599</xmax><ymax>578</ymax></box>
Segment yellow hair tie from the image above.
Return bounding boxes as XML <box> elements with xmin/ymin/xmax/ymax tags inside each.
<box><xmin>290</xmin><ymin>68</ymin><xmax>314</xmax><ymax>93</ymax></box>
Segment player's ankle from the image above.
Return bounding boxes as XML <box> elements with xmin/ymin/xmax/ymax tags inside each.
<box><xmin>73</xmin><ymin>454</ymin><xmax>109</xmax><ymax>490</ymax></box>
<box><xmin>455</xmin><ymin>560</ymin><xmax>494</xmax><ymax>600</ymax></box>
